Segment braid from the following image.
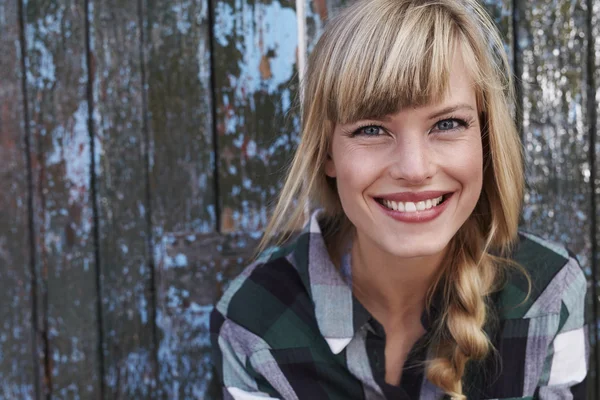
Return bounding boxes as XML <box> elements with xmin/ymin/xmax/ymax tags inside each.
<box><xmin>425</xmin><ymin>221</ymin><xmax>497</xmax><ymax>399</ymax></box>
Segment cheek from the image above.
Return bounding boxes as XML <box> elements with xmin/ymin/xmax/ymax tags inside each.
<box><xmin>452</xmin><ymin>141</ymin><xmax>484</xmax><ymax>190</ymax></box>
<box><xmin>334</xmin><ymin>149</ymin><xmax>382</xmax><ymax>195</ymax></box>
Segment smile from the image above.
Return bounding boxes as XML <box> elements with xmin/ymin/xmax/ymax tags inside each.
<box><xmin>378</xmin><ymin>195</ymin><xmax>444</xmax><ymax>212</ymax></box>
<box><xmin>373</xmin><ymin>192</ymin><xmax>453</xmax><ymax>223</ymax></box>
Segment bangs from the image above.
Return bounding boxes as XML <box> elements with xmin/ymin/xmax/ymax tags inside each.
<box><xmin>324</xmin><ymin>0</ymin><xmax>484</xmax><ymax>124</ymax></box>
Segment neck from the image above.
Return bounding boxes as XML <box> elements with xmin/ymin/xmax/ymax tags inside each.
<box><xmin>350</xmin><ymin>232</ymin><xmax>446</xmax><ymax>326</ymax></box>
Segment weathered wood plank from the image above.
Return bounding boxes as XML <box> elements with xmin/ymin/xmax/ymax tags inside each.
<box><xmin>305</xmin><ymin>0</ymin><xmax>335</xmax><ymax>61</ymax></box>
<box><xmin>23</xmin><ymin>0</ymin><xmax>101</xmax><ymax>397</ymax></box>
<box><xmin>0</xmin><ymin>1</ymin><xmax>37</xmax><ymax>398</ymax></box>
<box><xmin>209</xmin><ymin>0</ymin><xmax>305</xmax><ymax>387</ymax></box>
<box><xmin>140</xmin><ymin>0</ymin><xmax>216</xmax><ymax>397</ymax></box>
<box><xmin>517</xmin><ymin>0</ymin><xmax>592</xmax><ymax>298</ymax></box>
<box><xmin>156</xmin><ymin>231</ymin><xmax>257</xmax><ymax>399</ymax></box>
<box><xmin>214</xmin><ymin>0</ymin><xmax>301</xmax><ymax>233</ymax></box>
<box><xmin>88</xmin><ymin>0</ymin><xmax>156</xmax><ymax>397</ymax></box>
<box><xmin>208</xmin><ymin>2</ymin><xmax>305</xmax><ymax>392</ymax></box>
<box><xmin>591</xmin><ymin>0</ymin><xmax>599</xmax><ymax>394</ymax></box>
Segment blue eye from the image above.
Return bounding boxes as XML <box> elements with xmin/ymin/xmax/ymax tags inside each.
<box><xmin>434</xmin><ymin>118</ymin><xmax>468</xmax><ymax>132</ymax></box>
<box><xmin>355</xmin><ymin>125</ymin><xmax>382</xmax><ymax>136</ymax></box>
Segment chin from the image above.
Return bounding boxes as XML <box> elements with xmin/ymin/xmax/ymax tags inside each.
<box><xmin>379</xmin><ymin>236</ymin><xmax>451</xmax><ymax>259</ymax></box>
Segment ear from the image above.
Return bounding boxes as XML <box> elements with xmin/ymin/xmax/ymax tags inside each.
<box><xmin>324</xmin><ymin>153</ymin><xmax>337</xmax><ymax>178</ymax></box>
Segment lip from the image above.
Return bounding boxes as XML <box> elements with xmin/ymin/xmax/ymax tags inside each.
<box><xmin>373</xmin><ymin>192</ymin><xmax>454</xmax><ymax>223</ymax></box>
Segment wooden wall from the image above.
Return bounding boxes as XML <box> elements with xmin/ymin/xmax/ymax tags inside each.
<box><xmin>0</xmin><ymin>0</ymin><xmax>598</xmax><ymax>398</ymax></box>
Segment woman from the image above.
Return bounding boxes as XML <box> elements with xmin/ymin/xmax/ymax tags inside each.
<box><xmin>210</xmin><ymin>0</ymin><xmax>589</xmax><ymax>398</ymax></box>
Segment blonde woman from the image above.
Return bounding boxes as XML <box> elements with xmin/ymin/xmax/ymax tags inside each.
<box><xmin>210</xmin><ymin>0</ymin><xmax>589</xmax><ymax>398</ymax></box>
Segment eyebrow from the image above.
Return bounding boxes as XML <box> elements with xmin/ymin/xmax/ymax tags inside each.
<box><xmin>427</xmin><ymin>103</ymin><xmax>476</xmax><ymax>120</ymax></box>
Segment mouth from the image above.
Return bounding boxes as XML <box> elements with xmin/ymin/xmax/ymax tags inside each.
<box><xmin>374</xmin><ymin>193</ymin><xmax>452</xmax><ymax>213</ymax></box>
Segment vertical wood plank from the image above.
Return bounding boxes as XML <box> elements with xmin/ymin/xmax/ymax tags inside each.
<box><xmin>516</xmin><ymin>11</ymin><xmax>595</xmax><ymax>392</ymax></box>
<box><xmin>214</xmin><ymin>0</ymin><xmax>301</xmax><ymax>233</ymax></box>
<box><xmin>591</xmin><ymin>0</ymin><xmax>599</xmax><ymax>394</ymax></box>
<box><xmin>304</xmin><ymin>0</ymin><xmax>323</xmax><ymax>57</ymax></box>
<box><xmin>88</xmin><ymin>0</ymin><xmax>157</xmax><ymax>396</ymax></box>
<box><xmin>24</xmin><ymin>0</ymin><xmax>101</xmax><ymax>397</ymax></box>
<box><xmin>0</xmin><ymin>1</ymin><xmax>37</xmax><ymax>398</ymax></box>
<box><xmin>517</xmin><ymin>0</ymin><xmax>593</xmax><ymax>348</ymax></box>
<box><xmin>140</xmin><ymin>0</ymin><xmax>217</xmax><ymax>397</ymax></box>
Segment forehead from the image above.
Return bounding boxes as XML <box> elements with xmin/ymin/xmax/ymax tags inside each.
<box><xmin>430</xmin><ymin>55</ymin><xmax>478</xmax><ymax>109</ymax></box>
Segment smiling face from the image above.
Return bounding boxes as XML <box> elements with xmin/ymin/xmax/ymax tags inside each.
<box><xmin>324</xmin><ymin>56</ymin><xmax>483</xmax><ymax>261</ymax></box>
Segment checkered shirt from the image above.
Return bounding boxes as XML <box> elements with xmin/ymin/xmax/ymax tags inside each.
<box><xmin>210</xmin><ymin>212</ymin><xmax>589</xmax><ymax>399</ymax></box>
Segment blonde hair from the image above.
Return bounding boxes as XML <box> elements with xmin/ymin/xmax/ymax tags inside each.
<box><xmin>258</xmin><ymin>0</ymin><xmax>524</xmax><ymax>397</ymax></box>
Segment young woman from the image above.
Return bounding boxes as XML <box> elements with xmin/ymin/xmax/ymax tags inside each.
<box><xmin>210</xmin><ymin>0</ymin><xmax>589</xmax><ymax>398</ymax></box>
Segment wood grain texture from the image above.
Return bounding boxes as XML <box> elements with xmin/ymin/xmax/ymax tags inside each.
<box><xmin>214</xmin><ymin>0</ymin><xmax>301</xmax><ymax>233</ymax></box>
<box><xmin>89</xmin><ymin>0</ymin><xmax>156</xmax><ymax>396</ymax></box>
<box><xmin>141</xmin><ymin>0</ymin><xmax>216</xmax><ymax>396</ymax></box>
<box><xmin>517</xmin><ymin>0</ymin><xmax>592</xmax><ymax>268</ymax></box>
<box><xmin>0</xmin><ymin>1</ymin><xmax>37</xmax><ymax>398</ymax></box>
<box><xmin>304</xmin><ymin>0</ymin><xmax>338</xmax><ymax>60</ymax></box>
<box><xmin>208</xmin><ymin>0</ymin><xmax>305</xmax><ymax>387</ymax></box>
<box><xmin>23</xmin><ymin>0</ymin><xmax>101</xmax><ymax>397</ymax></box>
<box><xmin>591</xmin><ymin>0</ymin><xmax>599</xmax><ymax>395</ymax></box>
<box><xmin>157</xmin><ymin>232</ymin><xmax>258</xmax><ymax>400</ymax></box>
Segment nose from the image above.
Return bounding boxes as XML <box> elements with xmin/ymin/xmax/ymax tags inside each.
<box><xmin>388</xmin><ymin>137</ymin><xmax>434</xmax><ymax>183</ymax></box>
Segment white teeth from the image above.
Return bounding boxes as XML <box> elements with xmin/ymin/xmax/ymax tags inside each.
<box><xmin>405</xmin><ymin>202</ymin><xmax>417</xmax><ymax>212</ymax></box>
<box><xmin>380</xmin><ymin>195</ymin><xmax>445</xmax><ymax>213</ymax></box>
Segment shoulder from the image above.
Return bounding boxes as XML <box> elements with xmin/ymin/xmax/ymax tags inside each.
<box><xmin>211</xmin><ymin>234</ymin><xmax>317</xmax><ymax>347</ymax></box>
<box><xmin>494</xmin><ymin>231</ymin><xmax>587</xmax><ymax>321</ymax></box>
<box><xmin>472</xmin><ymin>233</ymin><xmax>588</xmax><ymax>398</ymax></box>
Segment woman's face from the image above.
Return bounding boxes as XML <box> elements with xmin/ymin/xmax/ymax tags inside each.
<box><xmin>325</xmin><ymin>57</ymin><xmax>483</xmax><ymax>261</ymax></box>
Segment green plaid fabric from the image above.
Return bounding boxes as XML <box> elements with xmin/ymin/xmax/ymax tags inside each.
<box><xmin>210</xmin><ymin>212</ymin><xmax>589</xmax><ymax>399</ymax></box>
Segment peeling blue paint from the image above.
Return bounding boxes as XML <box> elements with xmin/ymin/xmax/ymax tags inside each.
<box><xmin>105</xmin><ymin>349</ymin><xmax>154</xmax><ymax>396</ymax></box>
<box><xmin>172</xmin><ymin>3</ymin><xmax>192</xmax><ymax>34</ymax></box>
<box><xmin>214</xmin><ymin>2</ymin><xmax>235</xmax><ymax>46</ymax></box>
<box><xmin>219</xmin><ymin>1</ymin><xmax>298</xmax><ymax>107</ymax></box>
<box><xmin>175</xmin><ymin>253</ymin><xmax>188</xmax><ymax>267</ymax></box>
<box><xmin>157</xmin><ymin>298</ymin><xmax>213</xmax><ymax>398</ymax></box>
<box><xmin>139</xmin><ymin>290</ymin><xmax>148</xmax><ymax>324</ymax></box>
<box><xmin>121</xmin><ymin>244</ymin><xmax>129</xmax><ymax>254</ymax></box>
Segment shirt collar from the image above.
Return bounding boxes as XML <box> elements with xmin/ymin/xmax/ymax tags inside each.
<box><xmin>302</xmin><ymin>210</ymin><xmax>356</xmax><ymax>353</ymax></box>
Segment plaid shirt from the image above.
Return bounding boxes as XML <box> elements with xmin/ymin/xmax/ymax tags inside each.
<box><xmin>210</xmin><ymin>212</ymin><xmax>589</xmax><ymax>399</ymax></box>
